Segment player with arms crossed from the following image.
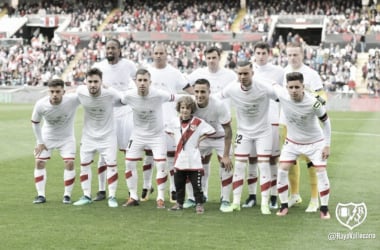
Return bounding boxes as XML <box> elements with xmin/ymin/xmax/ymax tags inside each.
<box><xmin>31</xmin><ymin>79</ymin><xmax>80</xmax><ymax>204</ymax></box>
<box><xmin>91</xmin><ymin>38</ymin><xmax>137</xmax><ymax>202</ymax></box>
<box><xmin>121</xmin><ymin>68</ymin><xmax>178</xmax><ymax>209</ymax></box>
<box><xmin>275</xmin><ymin>72</ymin><xmax>331</xmax><ymax>219</ymax></box>
<box><xmin>73</xmin><ymin>68</ymin><xmax>122</xmax><ymax>208</ymax></box>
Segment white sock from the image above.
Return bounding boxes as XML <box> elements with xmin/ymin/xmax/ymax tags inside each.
<box><xmin>167</xmin><ymin>156</ymin><xmax>175</xmax><ymax>192</ymax></box>
<box><xmin>34</xmin><ymin>168</ymin><xmax>46</xmax><ymax>197</ymax></box>
<box><xmin>201</xmin><ymin>163</ymin><xmax>210</xmax><ymax>198</ymax></box>
<box><xmin>63</xmin><ymin>169</ymin><xmax>75</xmax><ymax>197</ymax></box>
<box><xmin>232</xmin><ymin>161</ymin><xmax>246</xmax><ymax>205</ymax></box>
<box><xmin>97</xmin><ymin>163</ymin><xmax>107</xmax><ymax>192</ymax></box>
<box><xmin>277</xmin><ymin>169</ymin><xmax>289</xmax><ymax>204</ymax></box>
<box><xmin>258</xmin><ymin>160</ymin><xmax>271</xmax><ymax>206</ymax></box>
<box><xmin>142</xmin><ymin>155</ymin><xmax>153</xmax><ymax>189</ymax></box>
<box><xmin>186</xmin><ymin>179</ymin><xmax>194</xmax><ymax>200</ymax></box>
<box><xmin>220</xmin><ymin>167</ymin><xmax>233</xmax><ymax>202</ymax></box>
<box><xmin>317</xmin><ymin>170</ymin><xmax>330</xmax><ymax>206</ymax></box>
<box><xmin>247</xmin><ymin>162</ymin><xmax>258</xmax><ymax>195</ymax></box>
<box><xmin>155</xmin><ymin>161</ymin><xmax>167</xmax><ymax>201</ymax></box>
<box><xmin>125</xmin><ymin>160</ymin><xmax>138</xmax><ymax>200</ymax></box>
<box><xmin>107</xmin><ymin>166</ymin><xmax>118</xmax><ymax>198</ymax></box>
<box><xmin>270</xmin><ymin>163</ymin><xmax>278</xmax><ymax>196</ymax></box>
<box><xmin>80</xmin><ymin>165</ymin><xmax>92</xmax><ymax>198</ymax></box>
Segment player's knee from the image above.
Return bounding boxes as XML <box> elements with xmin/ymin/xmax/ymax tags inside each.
<box><xmin>64</xmin><ymin>160</ymin><xmax>75</xmax><ymax>170</ymax></box>
<box><xmin>36</xmin><ymin>160</ymin><xmax>46</xmax><ymax>169</ymax></box>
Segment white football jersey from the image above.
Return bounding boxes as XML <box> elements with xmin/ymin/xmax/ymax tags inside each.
<box><xmin>148</xmin><ymin>64</ymin><xmax>188</xmax><ymax>124</ymax></box>
<box><xmin>253</xmin><ymin>63</ymin><xmax>284</xmax><ymax>124</ymax></box>
<box><xmin>31</xmin><ymin>93</ymin><xmax>80</xmax><ymax>142</ymax></box>
<box><xmin>76</xmin><ymin>85</ymin><xmax>121</xmax><ymax>143</ymax></box>
<box><xmin>187</xmin><ymin>67</ymin><xmax>237</xmax><ymax>95</ymax></box>
<box><xmin>274</xmin><ymin>86</ymin><xmax>326</xmax><ymax>144</ymax></box>
<box><xmin>193</xmin><ymin>94</ymin><xmax>231</xmax><ymax>138</ymax></box>
<box><xmin>121</xmin><ymin>87</ymin><xmax>175</xmax><ymax>137</ymax></box>
<box><xmin>219</xmin><ymin>77</ymin><xmax>276</xmax><ymax>138</ymax></box>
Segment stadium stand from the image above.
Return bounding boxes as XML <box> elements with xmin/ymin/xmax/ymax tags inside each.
<box><xmin>0</xmin><ymin>0</ymin><xmax>379</xmax><ymax>98</ymax></box>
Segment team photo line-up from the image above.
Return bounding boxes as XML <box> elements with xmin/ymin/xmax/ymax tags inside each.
<box><xmin>31</xmin><ymin>40</ymin><xmax>332</xmax><ymax>219</ymax></box>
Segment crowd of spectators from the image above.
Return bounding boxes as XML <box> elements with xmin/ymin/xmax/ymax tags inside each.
<box><xmin>0</xmin><ymin>34</ymin><xmax>79</xmax><ymax>86</ymax></box>
<box><xmin>1</xmin><ymin>0</ymin><xmax>380</xmax><ymax>95</ymax></box>
<box><xmin>103</xmin><ymin>0</ymin><xmax>239</xmax><ymax>32</ymax></box>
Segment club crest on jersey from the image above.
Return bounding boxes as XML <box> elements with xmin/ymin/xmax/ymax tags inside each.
<box><xmin>335</xmin><ymin>202</ymin><xmax>367</xmax><ymax>230</ymax></box>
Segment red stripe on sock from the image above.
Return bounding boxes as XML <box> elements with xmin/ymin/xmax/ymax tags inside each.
<box><xmin>157</xmin><ymin>176</ymin><xmax>168</xmax><ymax>185</ymax></box>
<box><xmin>64</xmin><ymin>178</ymin><xmax>75</xmax><ymax>186</ymax></box>
<box><xmin>232</xmin><ymin>179</ymin><xmax>244</xmax><ymax>190</ymax></box>
<box><xmin>247</xmin><ymin>177</ymin><xmax>258</xmax><ymax>185</ymax></box>
<box><xmin>80</xmin><ymin>175</ymin><xmax>88</xmax><ymax>182</ymax></box>
<box><xmin>125</xmin><ymin>171</ymin><xmax>132</xmax><ymax>179</ymax></box>
<box><xmin>98</xmin><ymin>165</ymin><xmax>107</xmax><ymax>174</ymax></box>
<box><xmin>320</xmin><ymin>189</ymin><xmax>330</xmax><ymax>197</ymax></box>
<box><xmin>278</xmin><ymin>185</ymin><xmax>288</xmax><ymax>193</ymax></box>
<box><xmin>35</xmin><ymin>175</ymin><xmax>44</xmax><ymax>183</ymax></box>
<box><xmin>261</xmin><ymin>181</ymin><xmax>271</xmax><ymax>191</ymax></box>
<box><xmin>222</xmin><ymin>176</ymin><xmax>233</xmax><ymax>186</ymax></box>
<box><xmin>108</xmin><ymin>173</ymin><xmax>118</xmax><ymax>184</ymax></box>
<box><xmin>271</xmin><ymin>179</ymin><xmax>277</xmax><ymax>187</ymax></box>
<box><xmin>143</xmin><ymin>164</ymin><xmax>152</xmax><ymax>171</ymax></box>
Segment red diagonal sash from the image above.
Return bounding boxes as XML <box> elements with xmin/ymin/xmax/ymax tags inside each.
<box><xmin>174</xmin><ymin>117</ymin><xmax>202</xmax><ymax>164</ymax></box>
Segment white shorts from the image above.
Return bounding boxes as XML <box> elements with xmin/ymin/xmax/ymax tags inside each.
<box><xmin>115</xmin><ymin>113</ymin><xmax>133</xmax><ymax>150</ymax></box>
<box><xmin>126</xmin><ymin>133</ymin><xmax>167</xmax><ymax>161</ymax></box>
<box><xmin>144</xmin><ymin>133</ymin><xmax>176</xmax><ymax>154</ymax></box>
<box><xmin>199</xmin><ymin>136</ymin><xmax>230</xmax><ymax>158</ymax></box>
<box><xmin>249</xmin><ymin>125</ymin><xmax>280</xmax><ymax>157</ymax></box>
<box><xmin>37</xmin><ymin>137</ymin><xmax>76</xmax><ymax>161</ymax></box>
<box><xmin>279</xmin><ymin>139</ymin><xmax>327</xmax><ymax>167</ymax></box>
<box><xmin>80</xmin><ymin>138</ymin><xmax>117</xmax><ymax>166</ymax></box>
<box><xmin>234</xmin><ymin>131</ymin><xmax>272</xmax><ymax>161</ymax></box>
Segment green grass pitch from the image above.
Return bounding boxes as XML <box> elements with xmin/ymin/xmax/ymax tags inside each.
<box><xmin>0</xmin><ymin>104</ymin><xmax>379</xmax><ymax>249</ymax></box>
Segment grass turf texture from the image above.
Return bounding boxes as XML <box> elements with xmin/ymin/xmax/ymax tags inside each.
<box><xmin>0</xmin><ymin>104</ymin><xmax>379</xmax><ymax>249</ymax></box>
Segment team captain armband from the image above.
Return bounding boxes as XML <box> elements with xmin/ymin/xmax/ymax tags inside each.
<box><xmin>318</xmin><ymin>113</ymin><xmax>328</xmax><ymax>122</ymax></box>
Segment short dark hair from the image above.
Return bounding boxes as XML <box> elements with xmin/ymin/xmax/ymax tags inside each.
<box><xmin>106</xmin><ymin>38</ymin><xmax>121</xmax><ymax>49</ymax></box>
<box><xmin>136</xmin><ymin>68</ymin><xmax>151</xmax><ymax>78</ymax></box>
<box><xmin>48</xmin><ymin>78</ymin><xmax>64</xmax><ymax>88</ymax></box>
<box><xmin>193</xmin><ymin>78</ymin><xmax>210</xmax><ymax>89</ymax></box>
<box><xmin>86</xmin><ymin>68</ymin><xmax>102</xmax><ymax>79</ymax></box>
<box><xmin>205</xmin><ymin>46</ymin><xmax>221</xmax><ymax>57</ymax></box>
<box><xmin>253</xmin><ymin>41</ymin><xmax>270</xmax><ymax>52</ymax></box>
<box><xmin>237</xmin><ymin>60</ymin><xmax>252</xmax><ymax>68</ymax></box>
<box><xmin>286</xmin><ymin>72</ymin><xmax>304</xmax><ymax>83</ymax></box>
<box><xmin>176</xmin><ymin>96</ymin><xmax>197</xmax><ymax>114</ymax></box>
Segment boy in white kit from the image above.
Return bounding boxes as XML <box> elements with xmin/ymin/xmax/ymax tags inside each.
<box><xmin>120</xmin><ymin>68</ymin><xmax>178</xmax><ymax>209</ymax></box>
<box><xmin>166</xmin><ymin>96</ymin><xmax>215</xmax><ymax>214</ymax></box>
<box><xmin>274</xmin><ymin>72</ymin><xmax>331</xmax><ymax>219</ymax></box>
<box><xmin>218</xmin><ymin>60</ymin><xmax>277</xmax><ymax>214</ymax></box>
<box><xmin>73</xmin><ymin>68</ymin><xmax>122</xmax><ymax>208</ymax></box>
<box><xmin>31</xmin><ymin>79</ymin><xmax>80</xmax><ymax>204</ymax></box>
